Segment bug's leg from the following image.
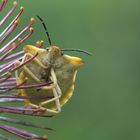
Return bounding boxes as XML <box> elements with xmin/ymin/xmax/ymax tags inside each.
<box><xmin>39</xmin><ymin>68</ymin><xmax>60</xmax><ymax>91</ymax></box>
<box><xmin>20</xmin><ymin>52</ymin><xmax>49</xmax><ymax>83</ymax></box>
<box><xmin>43</xmin><ymin>87</ymin><xmax>61</xmax><ymax>114</ymax></box>
<box><xmin>25</xmin><ymin>102</ymin><xmax>47</xmax><ymax>111</ymax></box>
<box><xmin>24</xmin><ymin>84</ymin><xmax>61</xmax><ymax>114</ymax></box>
<box><xmin>25</xmin><ymin>68</ymin><xmax>62</xmax><ymax>114</ymax></box>
<box><xmin>22</xmin><ymin>52</ymin><xmax>48</xmax><ymax>69</ymax></box>
<box><xmin>23</xmin><ymin>65</ymin><xmax>41</xmax><ymax>82</ymax></box>
<box><xmin>40</xmin><ymin>68</ymin><xmax>62</xmax><ymax>114</ymax></box>
<box><xmin>18</xmin><ymin>53</ymin><xmax>41</xmax><ymax>83</ymax></box>
<box><xmin>14</xmin><ymin>60</ymin><xmax>23</xmax><ymax>96</ymax></box>
<box><xmin>13</xmin><ymin>53</ymin><xmax>41</xmax><ymax>83</ymax></box>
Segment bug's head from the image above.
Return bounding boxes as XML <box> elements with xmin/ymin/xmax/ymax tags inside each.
<box><xmin>47</xmin><ymin>45</ymin><xmax>61</xmax><ymax>58</ymax></box>
<box><xmin>45</xmin><ymin>45</ymin><xmax>83</xmax><ymax>69</ymax></box>
<box><xmin>47</xmin><ymin>45</ymin><xmax>84</xmax><ymax>70</ymax></box>
<box><xmin>46</xmin><ymin>45</ymin><xmax>62</xmax><ymax>64</ymax></box>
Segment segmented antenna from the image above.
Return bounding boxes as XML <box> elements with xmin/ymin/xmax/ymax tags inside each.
<box><xmin>62</xmin><ymin>49</ymin><xmax>92</xmax><ymax>56</ymax></box>
<box><xmin>37</xmin><ymin>15</ymin><xmax>52</xmax><ymax>46</ymax></box>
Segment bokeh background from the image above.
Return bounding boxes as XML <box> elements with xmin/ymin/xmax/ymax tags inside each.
<box><xmin>0</xmin><ymin>0</ymin><xmax>140</xmax><ymax>140</ymax></box>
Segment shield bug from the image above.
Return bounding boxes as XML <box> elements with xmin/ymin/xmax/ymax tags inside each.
<box><xmin>15</xmin><ymin>16</ymin><xmax>92</xmax><ymax>115</ymax></box>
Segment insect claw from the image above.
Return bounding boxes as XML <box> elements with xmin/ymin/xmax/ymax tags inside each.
<box><xmin>38</xmin><ymin>104</ymin><xmax>46</xmax><ymax>112</ymax></box>
<box><xmin>36</xmin><ymin>108</ymin><xmax>46</xmax><ymax>115</ymax></box>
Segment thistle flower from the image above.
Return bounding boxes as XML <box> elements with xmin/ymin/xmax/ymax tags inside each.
<box><xmin>0</xmin><ymin>1</ymin><xmax>52</xmax><ymax>139</ymax></box>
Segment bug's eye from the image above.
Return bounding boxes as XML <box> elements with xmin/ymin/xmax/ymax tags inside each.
<box><xmin>61</xmin><ymin>52</ymin><xmax>64</xmax><ymax>55</ymax></box>
<box><xmin>46</xmin><ymin>48</ymin><xmax>49</xmax><ymax>51</ymax></box>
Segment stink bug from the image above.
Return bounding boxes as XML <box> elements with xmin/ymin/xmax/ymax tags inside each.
<box><xmin>15</xmin><ymin>16</ymin><xmax>91</xmax><ymax>115</ymax></box>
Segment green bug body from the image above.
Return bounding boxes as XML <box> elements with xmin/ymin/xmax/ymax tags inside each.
<box><xmin>16</xmin><ymin>45</ymin><xmax>83</xmax><ymax>115</ymax></box>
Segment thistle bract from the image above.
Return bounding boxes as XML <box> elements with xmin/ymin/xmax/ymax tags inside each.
<box><xmin>0</xmin><ymin>1</ymin><xmax>51</xmax><ymax>139</ymax></box>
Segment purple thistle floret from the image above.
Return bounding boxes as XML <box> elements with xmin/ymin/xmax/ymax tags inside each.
<box><xmin>0</xmin><ymin>1</ymin><xmax>52</xmax><ymax>139</ymax></box>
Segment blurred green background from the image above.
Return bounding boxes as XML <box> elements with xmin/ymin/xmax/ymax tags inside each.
<box><xmin>1</xmin><ymin>0</ymin><xmax>140</xmax><ymax>140</ymax></box>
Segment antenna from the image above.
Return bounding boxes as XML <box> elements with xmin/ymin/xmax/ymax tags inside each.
<box><xmin>62</xmin><ymin>49</ymin><xmax>92</xmax><ymax>56</ymax></box>
<box><xmin>37</xmin><ymin>15</ymin><xmax>52</xmax><ymax>46</ymax></box>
